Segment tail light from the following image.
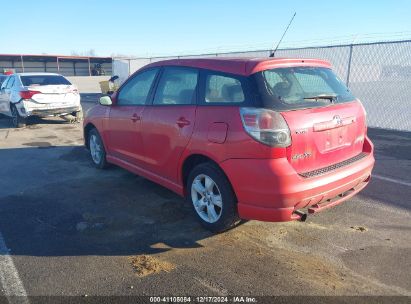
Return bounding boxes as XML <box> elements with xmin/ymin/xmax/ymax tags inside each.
<box><xmin>240</xmin><ymin>107</ymin><xmax>291</xmax><ymax>147</ymax></box>
<box><xmin>68</xmin><ymin>87</ymin><xmax>79</xmax><ymax>94</ymax></box>
<box><xmin>19</xmin><ymin>90</ymin><xmax>41</xmax><ymax>99</ymax></box>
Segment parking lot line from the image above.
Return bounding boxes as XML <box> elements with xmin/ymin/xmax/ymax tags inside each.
<box><xmin>0</xmin><ymin>232</ymin><xmax>29</xmax><ymax>304</ymax></box>
<box><xmin>373</xmin><ymin>174</ymin><xmax>411</xmax><ymax>187</ymax></box>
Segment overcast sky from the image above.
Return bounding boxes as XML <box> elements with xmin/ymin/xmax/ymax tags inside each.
<box><xmin>1</xmin><ymin>0</ymin><xmax>411</xmax><ymax>57</ymax></box>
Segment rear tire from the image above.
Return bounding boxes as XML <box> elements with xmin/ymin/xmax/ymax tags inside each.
<box><xmin>88</xmin><ymin>128</ymin><xmax>108</xmax><ymax>169</ymax></box>
<box><xmin>10</xmin><ymin>104</ymin><xmax>26</xmax><ymax>128</ymax></box>
<box><xmin>186</xmin><ymin>163</ymin><xmax>240</xmax><ymax>233</ymax></box>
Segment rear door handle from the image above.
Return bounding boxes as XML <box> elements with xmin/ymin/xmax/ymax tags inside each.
<box><xmin>131</xmin><ymin>113</ymin><xmax>141</xmax><ymax>122</ymax></box>
<box><xmin>176</xmin><ymin>117</ymin><xmax>190</xmax><ymax>128</ymax></box>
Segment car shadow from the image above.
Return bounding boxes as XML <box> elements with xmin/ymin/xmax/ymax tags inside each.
<box><xmin>367</xmin><ymin>127</ymin><xmax>411</xmax><ymax>161</ymax></box>
<box><xmin>0</xmin><ymin>113</ymin><xmax>78</xmax><ymax>129</ymax></box>
<box><xmin>0</xmin><ymin>113</ymin><xmax>12</xmax><ymax>129</ymax></box>
<box><xmin>0</xmin><ymin>145</ymin><xmax>212</xmax><ymax>258</ymax></box>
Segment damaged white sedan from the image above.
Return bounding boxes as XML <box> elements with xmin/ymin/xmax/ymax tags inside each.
<box><xmin>0</xmin><ymin>73</ymin><xmax>82</xmax><ymax>127</ymax></box>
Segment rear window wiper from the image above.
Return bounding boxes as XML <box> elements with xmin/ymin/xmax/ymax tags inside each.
<box><xmin>303</xmin><ymin>95</ymin><xmax>338</xmax><ymax>103</ymax></box>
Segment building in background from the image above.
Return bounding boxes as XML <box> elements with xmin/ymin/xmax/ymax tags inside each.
<box><xmin>0</xmin><ymin>54</ymin><xmax>112</xmax><ymax>76</ymax></box>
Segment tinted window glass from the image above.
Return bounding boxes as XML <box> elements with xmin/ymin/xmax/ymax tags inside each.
<box><xmin>1</xmin><ymin>77</ymin><xmax>10</xmax><ymax>89</ymax></box>
<box><xmin>153</xmin><ymin>67</ymin><xmax>198</xmax><ymax>105</ymax></box>
<box><xmin>20</xmin><ymin>75</ymin><xmax>71</xmax><ymax>86</ymax></box>
<box><xmin>118</xmin><ymin>69</ymin><xmax>158</xmax><ymax>105</ymax></box>
<box><xmin>6</xmin><ymin>77</ymin><xmax>15</xmax><ymax>89</ymax></box>
<box><xmin>254</xmin><ymin>67</ymin><xmax>355</xmax><ymax>110</ymax></box>
<box><xmin>0</xmin><ymin>76</ymin><xmax>7</xmax><ymax>86</ymax></box>
<box><xmin>205</xmin><ymin>74</ymin><xmax>245</xmax><ymax>103</ymax></box>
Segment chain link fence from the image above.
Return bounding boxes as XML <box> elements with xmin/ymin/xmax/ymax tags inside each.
<box><xmin>113</xmin><ymin>40</ymin><xmax>411</xmax><ymax>131</ymax></box>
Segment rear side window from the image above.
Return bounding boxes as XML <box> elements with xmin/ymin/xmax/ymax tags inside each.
<box><xmin>118</xmin><ymin>68</ymin><xmax>158</xmax><ymax>105</ymax></box>
<box><xmin>20</xmin><ymin>75</ymin><xmax>71</xmax><ymax>86</ymax></box>
<box><xmin>205</xmin><ymin>74</ymin><xmax>245</xmax><ymax>103</ymax></box>
<box><xmin>153</xmin><ymin>67</ymin><xmax>198</xmax><ymax>105</ymax></box>
<box><xmin>254</xmin><ymin>67</ymin><xmax>355</xmax><ymax>111</ymax></box>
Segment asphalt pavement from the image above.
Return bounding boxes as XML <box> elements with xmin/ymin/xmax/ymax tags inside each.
<box><xmin>0</xmin><ymin>96</ymin><xmax>409</xmax><ymax>302</ymax></box>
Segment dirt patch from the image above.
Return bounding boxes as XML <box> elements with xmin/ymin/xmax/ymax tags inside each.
<box><xmin>218</xmin><ymin>224</ymin><xmax>381</xmax><ymax>294</ymax></box>
<box><xmin>259</xmin><ymin>230</ymin><xmax>338</xmax><ymax>278</ymax></box>
<box><xmin>26</xmin><ymin>125</ymin><xmax>42</xmax><ymax>129</ymax></box>
<box><xmin>194</xmin><ymin>277</ymin><xmax>229</xmax><ymax>296</ymax></box>
<box><xmin>341</xmin><ymin>246</ymin><xmax>411</xmax><ymax>291</ymax></box>
<box><xmin>40</xmin><ymin>135</ymin><xmax>58</xmax><ymax>139</ymax></box>
<box><xmin>55</xmin><ymin>126</ymin><xmax>79</xmax><ymax>130</ymax></box>
<box><xmin>350</xmin><ymin>226</ymin><xmax>368</xmax><ymax>232</ymax></box>
<box><xmin>130</xmin><ymin>255</ymin><xmax>175</xmax><ymax>277</ymax></box>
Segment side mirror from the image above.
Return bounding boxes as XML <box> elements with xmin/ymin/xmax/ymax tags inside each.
<box><xmin>99</xmin><ymin>96</ymin><xmax>113</xmax><ymax>106</ymax></box>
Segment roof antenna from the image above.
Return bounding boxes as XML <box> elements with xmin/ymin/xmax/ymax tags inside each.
<box><xmin>269</xmin><ymin>12</ymin><xmax>297</xmax><ymax>57</ymax></box>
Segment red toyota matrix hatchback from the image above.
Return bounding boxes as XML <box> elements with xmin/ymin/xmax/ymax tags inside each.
<box><xmin>84</xmin><ymin>58</ymin><xmax>374</xmax><ymax>232</ymax></box>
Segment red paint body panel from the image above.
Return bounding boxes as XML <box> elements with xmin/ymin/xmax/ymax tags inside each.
<box><xmin>141</xmin><ymin>105</ymin><xmax>196</xmax><ymax>183</ymax></box>
<box><xmin>282</xmin><ymin>101</ymin><xmax>366</xmax><ymax>173</ymax></box>
<box><xmin>207</xmin><ymin>122</ymin><xmax>228</xmax><ymax>144</ymax></box>
<box><xmin>84</xmin><ymin>57</ymin><xmax>375</xmax><ymax>223</ymax></box>
<box><xmin>221</xmin><ymin>138</ymin><xmax>374</xmax><ymax>221</ymax></box>
<box><xmin>105</xmin><ymin>105</ymin><xmax>145</xmax><ymax>166</ymax></box>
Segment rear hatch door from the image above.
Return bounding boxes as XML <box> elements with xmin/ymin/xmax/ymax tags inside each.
<box><xmin>254</xmin><ymin>65</ymin><xmax>367</xmax><ymax>174</ymax></box>
<box><xmin>281</xmin><ymin>101</ymin><xmax>366</xmax><ymax>174</ymax></box>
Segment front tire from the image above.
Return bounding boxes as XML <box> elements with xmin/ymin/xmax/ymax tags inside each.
<box><xmin>10</xmin><ymin>104</ymin><xmax>26</xmax><ymax>128</ymax></box>
<box><xmin>88</xmin><ymin>128</ymin><xmax>108</xmax><ymax>169</ymax></box>
<box><xmin>187</xmin><ymin>163</ymin><xmax>240</xmax><ymax>233</ymax></box>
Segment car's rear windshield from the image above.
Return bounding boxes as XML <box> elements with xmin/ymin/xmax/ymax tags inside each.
<box><xmin>253</xmin><ymin>67</ymin><xmax>355</xmax><ymax>111</ymax></box>
<box><xmin>20</xmin><ymin>75</ymin><xmax>71</xmax><ymax>86</ymax></box>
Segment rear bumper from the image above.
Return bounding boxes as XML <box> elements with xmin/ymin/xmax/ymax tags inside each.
<box><xmin>16</xmin><ymin>101</ymin><xmax>81</xmax><ymax>117</ymax></box>
<box><xmin>28</xmin><ymin>106</ymin><xmax>80</xmax><ymax>117</ymax></box>
<box><xmin>15</xmin><ymin>98</ymin><xmax>81</xmax><ymax>117</ymax></box>
<box><xmin>220</xmin><ymin>139</ymin><xmax>375</xmax><ymax>222</ymax></box>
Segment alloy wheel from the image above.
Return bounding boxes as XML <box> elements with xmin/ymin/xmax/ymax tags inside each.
<box><xmin>191</xmin><ymin>174</ymin><xmax>223</xmax><ymax>223</ymax></box>
<box><xmin>89</xmin><ymin>134</ymin><xmax>102</xmax><ymax>164</ymax></box>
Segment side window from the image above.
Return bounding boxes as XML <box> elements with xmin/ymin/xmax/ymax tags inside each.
<box><xmin>153</xmin><ymin>67</ymin><xmax>198</xmax><ymax>105</ymax></box>
<box><xmin>117</xmin><ymin>69</ymin><xmax>158</xmax><ymax>105</ymax></box>
<box><xmin>205</xmin><ymin>74</ymin><xmax>245</xmax><ymax>103</ymax></box>
<box><xmin>6</xmin><ymin>77</ymin><xmax>15</xmax><ymax>89</ymax></box>
<box><xmin>1</xmin><ymin>77</ymin><xmax>10</xmax><ymax>90</ymax></box>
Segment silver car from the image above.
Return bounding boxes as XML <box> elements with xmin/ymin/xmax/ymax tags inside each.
<box><xmin>0</xmin><ymin>73</ymin><xmax>82</xmax><ymax>128</ymax></box>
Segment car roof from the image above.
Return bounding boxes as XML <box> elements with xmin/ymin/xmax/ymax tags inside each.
<box><xmin>143</xmin><ymin>57</ymin><xmax>332</xmax><ymax>76</ymax></box>
<box><xmin>14</xmin><ymin>73</ymin><xmax>64</xmax><ymax>77</ymax></box>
